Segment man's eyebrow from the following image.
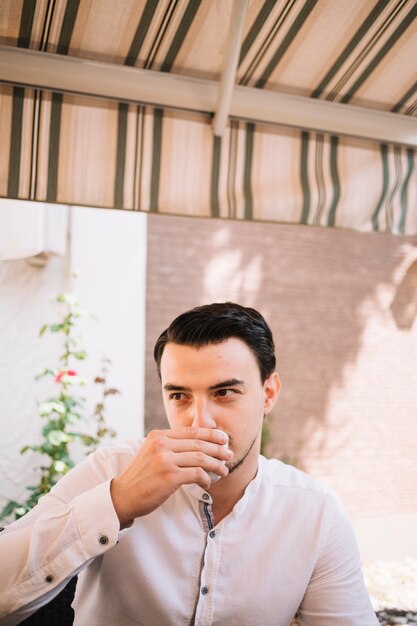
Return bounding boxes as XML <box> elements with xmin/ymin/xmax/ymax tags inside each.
<box><xmin>163</xmin><ymin>379</ymin><xmax>244</xmax><ymax>392</ymax></box>
<box><xmin>209</xmin><ymin>378</ymin><xmax>244</xmax><ymax>390</ymax></box>
<box><xmin>163</xmin><ymin>383</ymin><xmax>191</xmax><ymax>392</ymax></box>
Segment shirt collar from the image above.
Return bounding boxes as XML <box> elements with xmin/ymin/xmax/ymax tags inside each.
<box><xmin>181</xmin><ymin>455</ymin><xmax>264</xmax><ymax>514</ymax></box>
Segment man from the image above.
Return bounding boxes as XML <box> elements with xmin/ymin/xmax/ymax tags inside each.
<box><xmin>0</xmin><ymin>303</ymin><xmax>377</xmax><ymax>625</ymax></box>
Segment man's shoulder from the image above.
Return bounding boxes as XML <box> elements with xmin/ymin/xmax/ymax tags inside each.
<box><xmin>91</xmin><ymin>438</ymin><xmax>143</xmax><ymax>471</ymax></box>
<box><xmin>259</xmin><ymin>455</ymin><xmax>340</xmax><ymax>504</ymax></box>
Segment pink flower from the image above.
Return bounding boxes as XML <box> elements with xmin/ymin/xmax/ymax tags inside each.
<box><xmin>55</xmin><ymin>370</ymin><xmax>77</xmax><ymax>383</ymax></box>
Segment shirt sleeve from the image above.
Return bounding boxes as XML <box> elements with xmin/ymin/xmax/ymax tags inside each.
<box><xmin>298</xmin><ymin>496</ymin><xmax>379</xmax><ymax>626</ymax></box>
<box><xmin>0</xmin><ymin>447</ymin><xmax>127</xmax><ymax>624</ymax></box>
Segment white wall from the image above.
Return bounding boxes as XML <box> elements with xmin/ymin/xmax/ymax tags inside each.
<box><xmin>70</xmin><ymin>206</ymin><xmax>147</xmax><ymax>443</ymax></box>
<box><xmin>0</xmin><ymin>203</ymin><xmax>147</xmax><ymax>515</ymax></box>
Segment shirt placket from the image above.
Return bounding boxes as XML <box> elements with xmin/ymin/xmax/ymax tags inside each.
<box><xmin>193</xmin><ymin>492</ymin><xmax>223</xmax><ymax>626</ymax></box>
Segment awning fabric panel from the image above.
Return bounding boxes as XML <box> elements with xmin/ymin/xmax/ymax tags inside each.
<box><xmin>0</xmin><ymin>0</ymin><xmax>416</xmax><ymax>234</ymax></box>
<box><xmin>1</xmin><ymin>84</ymin><xmax>416</xmax><ymax>235</ymax></box>
<box><xmin>2</xmin><ymin>0</ymin><xmax>415</xmax><ymax>112</ymax></box>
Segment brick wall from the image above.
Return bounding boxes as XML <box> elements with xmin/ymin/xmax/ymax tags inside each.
<box><xmin>145</xmin><ymin>214</ymin><xmax>417</xmax><ymax>520</ymax></box>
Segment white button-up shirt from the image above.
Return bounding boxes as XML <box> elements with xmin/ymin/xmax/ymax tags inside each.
<box><xmin>0</xmin><ymin>441</ymin><xmax>378</xmax><ymax>625</ymax></box>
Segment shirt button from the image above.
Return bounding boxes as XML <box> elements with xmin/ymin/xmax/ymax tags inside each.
<box><xmin>45</xmin><ymin>575</ymin><xmax>54</xmax><ymax>583</ymax></box>
<box><xmin>99</xmin><ymin>535</ymin><xmax>109</xmax><ymax>545</ymax></box>
<box><xmin>209</xmin><ymin>530</ymin><xmax>216</xmax><ymax>538</ymax></box>
<box><xmin>201</xmin><ymin>586</ymin><xmax>209</xmax><ymax>595</ymax></box>
<box><xmin>202</xmin><ymin>494</ymin><xmax>210</xmax><ymax>501</ymax></box>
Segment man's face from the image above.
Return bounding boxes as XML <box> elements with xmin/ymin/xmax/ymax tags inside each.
<box><xmin>160</xmin><ymin>338</ymin><xmax>280</xmax><ymax>474</ymax></box>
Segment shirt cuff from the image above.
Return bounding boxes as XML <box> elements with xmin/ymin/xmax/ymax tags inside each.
<box><xmin>73</xmin><ymin>479</ymin><xmax>123</xmax><ymax>557</ymax></box>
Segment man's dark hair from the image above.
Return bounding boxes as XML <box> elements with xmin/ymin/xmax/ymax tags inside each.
<box><xmin>153</xmin><ymin>302</ymin><xmax>276</xmax><ymax>382</ymax></box>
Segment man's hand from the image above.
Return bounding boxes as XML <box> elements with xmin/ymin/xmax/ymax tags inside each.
<box><xmin>110</xmin><ymin>427</ymin><xmax>232</xmax><ymax>527</ymax></box>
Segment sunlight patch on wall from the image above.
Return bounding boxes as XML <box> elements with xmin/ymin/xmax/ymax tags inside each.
<box><xmin>304</xmin><ymin>243</ymin><xmax>417</xmax><ymax>509</ymax></box>
<box><xmin>203</xmin><ymin>229</ymin><xmax>262</xmax><ymax>305</ymax></box>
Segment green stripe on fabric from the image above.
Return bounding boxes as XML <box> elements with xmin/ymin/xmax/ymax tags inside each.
<box><xmin>243</xmin><ymin>123</ymin><xmax>254</xmax><ymax>220</ymax></box>
<box><xmin>398</xmin><ymin>148</ymin><xmax>414</xmax><ymax>234</ymax></box>
<box><xmin>255</xmin><ymin>0</ymin><xmax>318</xmax><ymax>89</ymax></box>
<box><xmin>120</xmin><ymin>1</ymin><xmax>159</xmax><ymax>209</ymax></box>
<box><xmin>47</xmin><ymin>0</ymin><xmax>81</xmax><ymax>201</ymax></box>
<box><xmin>239</xmin><ymin>0</ymin><xmax>277</xmax><ymax>66</ymax></box>
<box><xmin>392</xmin><ymin>79</ymin><xmax>417</xmax><ymax>113</ymax></box>
<box><xmin>160</xmin><ymin>0</ymin><xmax>202</xmax><ymax>73</ymax></box>
<box><xmin>371</xmin><ymin>144</ymin><xmax>389</xmax><ymax>231</ymax></box>
<box><xmin>240</xmin><ymin>0</ymin><xmax>296</xmax><ymax>86</ymax></box>
<box><xmin>341</xmin><ymin>3</ymin><xmax>417</xmax><ymax>104</ymax></box>
<box><xmin>148</xmin><ymin>0</ymin><xmax>202</xmax><ymax>212</ymax></box>
<box><xmin>8</xmin><ymin>1</ymin><xmax>37</xmax><ymax>197</ymax></box>
<box><xmin>407</xmin><ymin>99</ymin><xmax>417</xmax><ymax>116</ymax></box>
<box><xmin>17</xmin><ymin>0</ymin><xmax>36</xmax><ymax>48</ymax></box>
<box><xmin>300</xmin><ymin>131</ymin><xmax>310</xmax><ymax>224</ymax></box>
<box><xmin>149</xmin><ymin>108</ymin><xmax>163</xmax><ymax>212</ymax></box>
<box><xmin>7</xmin><ymin>87</ymin><xmax>25</xmax><ymax>198</ymax></box>
<box><xmin>125</xmin><ymin>0</ymin><xmax>159</xmax><ymax>66</ymax></box>
<box><xmin>313</xmin><ymin>133</ymin><xmax>325</xmax><ymax>224</ymax></box>
<box><xmin>29</xmin><ymin>89</ymin><xmax>41</xmax><ymax>198</ymax></box>
<box><xmin>385</xmin><ymin>146</ymin><xmax>401</xmax><ymax>233</ymax></box>
<box><xmin>114</xmin><ymin>103</ymin><xmax>128</xmax><ymax>208</ymax></box>
<box><xmin>210</xmin><ymin>135</ymin><xmax>221</xmax><ymax>217</ymax></box>
<box><xmin>46</xmin><ymin>92</ymin><xmax>63</xmax><ymax>202</ymax></box>
<box><xmin>311</xmin><ymin>0</ymin><xmax>388</xmax><ymax>99</ymax></box>
<box><xmin>327</xmin><ymin>136</ymin><xmax>340</xmax><ymax>226</ymax></box>
<box><xmin>56</xmin><ymin>0</ymin><xmax>80</xmax><ymax>55</ymax></box>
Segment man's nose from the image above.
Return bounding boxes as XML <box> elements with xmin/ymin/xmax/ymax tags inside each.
<box><xmin>191</xmin><ymin>399</ymin><xmax>217</xmax><ymax>429</ymax></box>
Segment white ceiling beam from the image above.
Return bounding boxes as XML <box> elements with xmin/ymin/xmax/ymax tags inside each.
<box><xmin>212</xmin><ymin>0</ymin><xmax>249</xmax><ymax>137</ymax></box>
<box><xmin>1</xmin><ymin>45</ymin><xmax>417</xmax><ymax>147</ymax></box>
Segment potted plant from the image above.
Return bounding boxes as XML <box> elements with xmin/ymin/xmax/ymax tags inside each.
<box><xmin>0</xmin><ymin>293</ymin><xmax>119</xmax><ymax>521</ymax></box>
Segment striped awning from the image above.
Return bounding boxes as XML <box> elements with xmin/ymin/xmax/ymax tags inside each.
<box><xmin>0</xmin><ymin>0</ymin><xmax>416</xmax><ymax>234</ymax></box>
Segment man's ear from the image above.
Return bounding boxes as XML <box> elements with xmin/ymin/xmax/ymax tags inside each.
<box><xmin>263</xmin><ymin>372</ymin><xmax>281</xmax><ymax>414</ymax></box>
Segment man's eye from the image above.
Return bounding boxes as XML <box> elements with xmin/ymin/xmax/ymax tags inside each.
<box><xmin>169</xmin><ymin>392</ymin><xmax>186</xmax><ymax>401</ymax></box>
<box><xmin>215</xmin><ymin>389</ymin><xmax>236</xmax><ymax>398</ymax></box>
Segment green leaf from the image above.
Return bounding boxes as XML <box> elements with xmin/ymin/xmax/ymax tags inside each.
<box><xmin>14</xmin><ymin>507</ymin><xmax>28</xmax><ymax>518</ymax></box>
<box><xmin>0</xmin><ymin>500</ymin><xmax>21</xmax><ymax>519</ymax></box>
<box><xmin>42</xmin><ymin>421</ymin><xmax>60</xmax><ymax>436</ymax></box>
<box><xmin>59</xmin><ymin>293</ymin><xmax>79</xmax><ymax>306</ymax></box>
<box><xmin>66</xmin><ymin>413</ymin><xmax>81</xmax><ymax>424</ymax></box>
<box><xmin>68</xmin><ymin>432</ymin><xmax>95</xmax><ymax>445</ymax></box>
<box><xmin>80</xmin><ymin>434</ymin><xmax>98</xmax><ymax>446</ymax></box>
<box><xmin>47</xmin><ymin>430</ymin><xmax>71</xmax><ymax>446</ymax></box>
<box><xmin>73</xmin><ymin>351</ymin><xmax>87</xmax><ymax>360</ymax></box>
<box><xmin>62</xmin><ymin>397</ymin><xmax>79</xmax><ymax>409</ymax></box>
<box><xmin>49</xmin><ymin>323</ymin><xmax>64</xmax><ymax>333</ymax></box>
<box><xmin>35</xmin><ymin>368</ymin><xmax>57</xmax><ymax>381</ymax></box>
<box><xmin>39</xmin><ymin>443</ymin><xmax>55</xmax><ymax>455</ymax></box>
<box><xmin>39</xmin><ymin>324</ymin><xmax>48</xmax><ymax>337</ymax></box>
<box><xmin>39</xmin><ymin>401</ymin><xmax>65</xmax><ymax>416</ymax></box>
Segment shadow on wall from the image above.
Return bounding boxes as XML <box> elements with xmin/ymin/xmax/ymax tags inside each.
<box><xmin>144</xmin><ymin>215</ymin><xmax>417</xmax><ymax>509</ymax></box>
<box><xmin>390</xmin><ymin>259</ymin><xmax>417</xmax><ymax>330</ymax></box>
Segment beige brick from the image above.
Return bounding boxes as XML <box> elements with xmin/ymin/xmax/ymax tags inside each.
<box><xmin>145</xmin><ymin>214</ymin><xmax>417</xmax><ymax>520</ymax></box>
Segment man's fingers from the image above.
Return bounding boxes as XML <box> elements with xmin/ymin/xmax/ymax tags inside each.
<box><xmin>170</xmin><ymin>439</ymin><xmax>233</xmax><ymax>460</ymax></box>
<box><xmin>147</xmin><ymin>428</ymin><xmax>232</xmax><ymax>460</ymax></box>
<box><xmin>177</xmin><ymin>467</ymin><xmax>216</xmax><ymax>491</ymax></box>
<box><xmin>161</xmin><ymin>427</ymin><xmax>229</xmax><ymax>444</ymax></box>
<box><xmin>175</xmin><ymin>451</ymin><xmax>230</xmax><ymax>476</ymax></box>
